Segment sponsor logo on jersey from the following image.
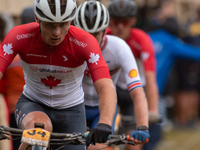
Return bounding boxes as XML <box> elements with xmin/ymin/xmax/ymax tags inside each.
<box><xmin>129</xmin><ymin>69</ymin><xmax>138</xmax><ymax>78</ymax></box>
<box><xmin>39</xmin><ymin>68</ymin><xmax>72</xmax><ymax>74</ymax></box>
<box><xmin>69</xmin><ymin>37</ymin><xmax>87</xmax><ymax>47</ymax></box>
<box><xmin>141</xmin><ymin>52</ymin><xmax>150</xmax><ymax>61</ymax></box>
<box><xmin>88</xmin><ymin>53</ymin><xmax>100</xmax><ymax>65</ymax></box>
<box><xmin>41</xmin><ymin>75</ymin><xmax>62</xmax><ymax>89</ymax></box>
<box><xmin>16</xmin><ymin>32</ymin><xmax>35</xmax><ymax>40</ymax></box>
<box><xmin>84</xmin><ymin>69</ymin><xmax>90</xmax><ymax>77</ymax></box>
<box><xmin>3</xmin><ymin>43</ymin><xmax>13</xmax><ymax>55</ymax></box>
<box><xmin>30</xmin><ymin>66</ymin><xmax>39</xmax><ymax>72</ymax></box>
<box><xmin>63</xmin><ymin>55</ymin><xmax>68</xmax><ymax>61</ymax></box>
<box><xmin>26</xmin><ymin>54</ymin><xmax>47</xmax><ymax>58</ymax></box>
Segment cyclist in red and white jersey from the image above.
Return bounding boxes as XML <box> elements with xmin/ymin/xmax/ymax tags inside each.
<box><xmin>107</xmin><ymin>0</ymin><xmax>159</xmax><ymax>150</ymax></box>
<box><xmin>74</xmin><ymin>1</ymin><xmax>149</xmax><ymax>149</ymax></box>
<box><xmin>0</xmin><ymin>0</ymin><xmax>117</xmax><ymax>150</ymax></box>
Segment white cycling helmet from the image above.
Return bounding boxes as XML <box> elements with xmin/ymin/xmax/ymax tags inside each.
<box><xmin>33</xmin><ymin>0</ymin><xmax>77</xmax><ymax>22</ymax></box>
<box><xmin>74</xmin><ymin>0</ymin><xmax>109</xmax><ymax>33</ymax></box>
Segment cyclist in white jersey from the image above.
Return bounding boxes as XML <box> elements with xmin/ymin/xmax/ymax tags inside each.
<box><xmin>0</xmin><ymin>0</ymin><xmax>118</xmax><ymax>149</ymax></box>
<box><xmin>74</xmin><ymin>1</ymin><xmax>150</xmax><ymax>149</ymax></box>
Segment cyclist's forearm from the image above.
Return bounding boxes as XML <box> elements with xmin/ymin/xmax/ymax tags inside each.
<box><xmin>145</xmin><ymin>71</ymin><xmax>159</xmax><ymax>113</ymax></box>
<box><xmin>95</xmin><ymin>79</ymin><xmax>117</xmax><ymax>126</ymax></box>
<box><xmin>130</xmin><ymin>88</ymin><xmax>149</xmax><ymax>127</ymax></box>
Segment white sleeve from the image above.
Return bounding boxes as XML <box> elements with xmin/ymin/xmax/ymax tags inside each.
<box><xmin>110</xmin><ymin>36</ymin><xmax>142</xmax><ymax>91</ymax></box>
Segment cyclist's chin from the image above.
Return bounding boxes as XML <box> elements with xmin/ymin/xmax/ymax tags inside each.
<box><xmin>48</xmin><ymin>40</ymin><xmax>62</xmax><ymax>46</ymax></box>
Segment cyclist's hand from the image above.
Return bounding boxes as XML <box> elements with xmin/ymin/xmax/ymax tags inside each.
<box><xmin>130</xmin><ymin>130</ymin><xmax>150</xmax><ymax>144</ymax></box>
<box><xmin>86</xmin><ymin>123</ymin><xmax>112</xmax><ymax>147</ymax></box>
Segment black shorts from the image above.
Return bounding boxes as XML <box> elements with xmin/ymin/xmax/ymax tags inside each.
<box><xmin>117</xmin><ymin>86</ymin><xmax>137</xmax><ymax>132</ymax></box>
<box><xmin>174</xmin><ymin>59</ymin><xmax>200</xmax><ymax>91</ymax></box>
<box><xmin>15</xmin><ymin>94</ymin><xmax>87</xmax><ymax>150</ymax></box>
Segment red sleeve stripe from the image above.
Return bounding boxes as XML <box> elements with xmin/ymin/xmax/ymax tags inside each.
<box><xmin>128</xmin><ymin>80</ymin><xmax>143</xmax><ymax>92</ymax></box>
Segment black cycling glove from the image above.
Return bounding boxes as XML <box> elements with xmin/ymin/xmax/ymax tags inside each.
<box><xmin>86</xmin><ymin>123</ymin><xmax>112</xmax><ymax>147</ymax></box>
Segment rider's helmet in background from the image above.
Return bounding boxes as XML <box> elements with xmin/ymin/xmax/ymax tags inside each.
<box><xmin>74</xmin><ymin>0</ymin><xmax>109</xmax><ymax>33</ymax></box>
<box><xmin>108</xmin><ymin>0</ymin><xmax>137</xmax><ymax>18</ymax></box>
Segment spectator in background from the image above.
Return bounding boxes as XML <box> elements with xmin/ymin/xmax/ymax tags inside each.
<box><xmin>0</xmin><ymin>15</ymin><xmax>12</xmax><ymax>150</ymax></box>
<box><xmin>172</xmin><ymin>6</ymin><xmax>200</xmax><ymax>128</ymax></box>
<box><xmin>0</xmin><ymin>6</ymin><xmax>35</xmax><ymax>150</ymax></box>
<box><xmin>20</xmin><ymin>6</ymin><xmax>35</xmax><ymax>25</ymax></box>
<box><xmin>137</xmin><ymin>0</ymin><xmax>200</xmax><ymax>148</ymax></box>
<box><xmin>139</xmin><ymin>0</ymin><xmax>200</xmax><ymax>129</ymax></box>
<box><xmin>0</xmin><ymin>16</ymin><xmax>6</xmax><ymax>42</ymax></box>
<box><xmin>107</xmin><ymin>0</ymin><xmax>159</xmax><ymax>150</ymax></box>
<box><xmin>139</xmin><ymin>0</ymin><xmax>180</xmax><ymax>36</ymax></box>
<box><xmin>148</xmin><ymin>28</ymin><xmax>200</xmax><ymax>127</ymax></box>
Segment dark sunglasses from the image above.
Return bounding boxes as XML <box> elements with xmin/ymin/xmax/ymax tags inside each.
<box><xmin>110</xmin><ymin>19</ymin><xmax>131</xmax><ymax>26</ymax></box>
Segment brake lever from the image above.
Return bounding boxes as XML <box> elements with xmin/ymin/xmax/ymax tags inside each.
<box><xmin>0</xmin><ymin>133</ymin><xmax>11</xmax><ymax>140</ymax></box>
<box><xmin>108</xmin><ymin>134</ymin><xmax>135</xmax><ymax>146</ymax></box>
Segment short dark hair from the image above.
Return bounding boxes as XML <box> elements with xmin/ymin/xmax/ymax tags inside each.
<box><xmin>0</xmin><ymin>16</ymin><xmax>6</xmax><ymax>42</ymax></box>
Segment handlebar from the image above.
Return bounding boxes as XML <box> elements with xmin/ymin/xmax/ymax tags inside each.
<box><xmin>0</xmin><ymin>125</ymin><xmax>149</xmax><ymax>148</ymax></box>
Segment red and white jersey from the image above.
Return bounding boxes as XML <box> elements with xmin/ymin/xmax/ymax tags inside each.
<box><xmin>106</xmin><ymin>28</ymin><xmax>156</xmax><ymax>87</ymax></box>
<box><xmin>0</xmin><ymin>23</ymin><xmax>110</xmax><ymax>109</ymax></box>
<box><xmin>83</xmin><ymin>35</ymin><xmax>142</xmax><ymax>106</ymax></box>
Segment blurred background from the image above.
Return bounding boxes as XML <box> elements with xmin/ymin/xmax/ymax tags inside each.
<box><xmin>1</xmin><ymin>0</ymin><xmax>200</xmax><ymax>150</ymax></box>
<box><xmin>1</xmin><ymin>0</ymin><xmax>200</xmax><ymax>26</ymax></box>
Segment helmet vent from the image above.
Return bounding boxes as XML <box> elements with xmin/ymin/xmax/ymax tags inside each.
<box><xmin>63</xmin><ymin>7</ymin><xmax>76</xmax><ymax>21</ymax></box>
<box><xmin>36</xmin><ymin>7</ymin><xmax>53</xmax><ymax>21</ymax></box>
<box><xmin>48</xmin><ymin>0</ymin><xmax>56</xmax><ymax>16</ymax></box>
<box><xmin>98</xmin><ymin>5</ymin><xmax>104</xmax><ymax>29</ymax></box>
<box><xmin>85</xmin><ymin>3</ymin><xmax>97</xmax><ymax>29</ymax></box>
<box><xmin>60</xmin><ymin>0</ymin><xmax>67</xmax><ymax>16</ymax></box>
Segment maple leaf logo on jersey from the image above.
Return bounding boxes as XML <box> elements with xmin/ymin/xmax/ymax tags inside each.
<box><xmin>141</xmin><ymin>52</ymin><xmax>150</xmax><ymax>61</ymax></box>
<box><xmin>88</xmin><ymin>53</ymin><xmax>100</xmax><ymax>65</ymax></box>
<box><xmin>3</xmin><ymin>43</ymin><xmax>13</xmax><ymax>56</ymax></box>
<box><xmin>41</xmin><ymin>75</ymin><xmax>62</xmax><ymax>89</ymax></box>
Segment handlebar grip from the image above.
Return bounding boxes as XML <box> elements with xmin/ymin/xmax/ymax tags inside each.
<box><xmin>126</xmin><ymin>135</ymin><xmax>149</xmax><ymax>143</ymax></box>
<box><xmin>145</xmin><ymin>138</ymin><xmax>149</xmax><ymax>143</ymax></box>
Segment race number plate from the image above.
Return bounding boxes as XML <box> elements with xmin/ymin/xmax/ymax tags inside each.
<box><xmin>21</xmin><ymin>128</ymin><xmax>51</xmax><ymax>147</ymax></box>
